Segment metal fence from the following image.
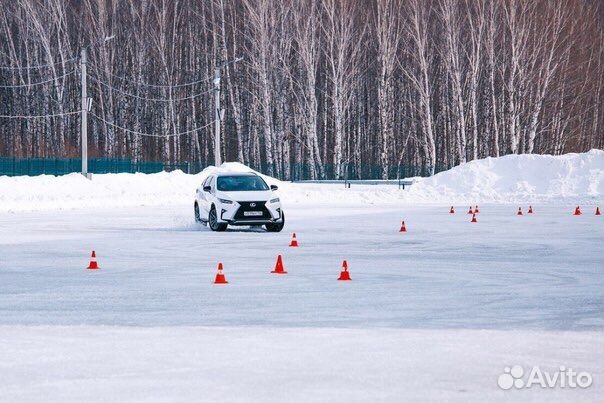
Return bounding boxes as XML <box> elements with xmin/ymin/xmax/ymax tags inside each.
<box><xmin>0</xmin><ymin>157</ymin><xmax>190</xmax><ymax>176</ymax></box>
<box><xmin>282</xmin><ymin>163</ymin><xmax>447</xmax><ymax>181</ymax></box>
<box><xmin>0</xmin><ymin>157</ymin><xmax>445</xmax><ymax>180</ymax></box>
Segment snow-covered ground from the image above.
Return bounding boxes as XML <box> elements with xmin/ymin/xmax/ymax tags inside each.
<box><xmin>407</xmin><ymin>149</ymin><xmax>604</xmax><ymax>204</ymax></box>
<box><xmin>1</xmin><ymin>325</ymin><xmax>600</xmax><ymax>403</ymax></box>
<box><xmin>1</xmin><ymin>149</ymin><xmax>602</xmax><ymax>213</ymax></box>
<box><xmin>1</xmin><ymin>151</ymin><xmax>603</xmax><ymax>402</ymax></box>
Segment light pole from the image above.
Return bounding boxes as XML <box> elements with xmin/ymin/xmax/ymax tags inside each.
<box><xmin>80</xmin><ymin>47</ymin><xmax>88</xmax><ymax>178</ymax></box>
<box><xmin>214</xmin><ymin>68</ymin><xmax>222</xmax><ymax>167</ymax></box>
<box><xmin>81</xmin><ymin>35</ymin><xmax>114</xmax><ymax>179</ymax></box>
<box><xmin>214</xmin><ymin>56</ymin><xmax>243</xmax><ymax>167</ymax></box>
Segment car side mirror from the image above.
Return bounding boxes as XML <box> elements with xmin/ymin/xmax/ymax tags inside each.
<box><xmin>270</xmin><ymin>185</ymin><xmax>278</xmax><ymax>191</ymax></box>
<box><xmin>203</xmin><ymin>185</ymin><xmax>212</xmax><ymax>192</ymax></box>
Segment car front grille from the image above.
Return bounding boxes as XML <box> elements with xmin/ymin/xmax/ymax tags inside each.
<box><xmin>233</xmin><ymin>201</ymin><xmax>271</xmax><ymax>220</ymax></box>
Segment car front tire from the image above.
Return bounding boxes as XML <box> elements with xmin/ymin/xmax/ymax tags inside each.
<box><xmin>265</xmin><ymin>212</ymin><xmax>285</xmax><ymax>232</ymax></box>
<box><xmin>208</xmin><ymin>205</ymin><xmax>227</xmax><ymax>232</ymax></box>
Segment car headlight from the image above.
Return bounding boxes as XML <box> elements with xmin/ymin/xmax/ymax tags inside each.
<box><xmin>270</xmin><ymin>198</ymin><xmax>280</xmax><ymax>203</ymax></box>
<box><xmin>218</xmin><ymin>198</ymin><xmax>233</xmax><ymax>204</ymax></box>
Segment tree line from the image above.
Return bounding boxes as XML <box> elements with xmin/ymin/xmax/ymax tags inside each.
<box><xmin>1</xmin><ymin>0</ymin><xmax>603</xmax><ymax>179</ymax></box>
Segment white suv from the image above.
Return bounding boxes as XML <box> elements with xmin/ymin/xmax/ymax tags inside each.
<box><xmin>194</xmin><ymin>172</ymin><xmax>285</xmax><ymax>232</ymax></box>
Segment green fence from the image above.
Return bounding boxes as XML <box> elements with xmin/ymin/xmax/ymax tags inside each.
<box><xmin>0</xmin><ymin>157</ymin><xmax>444</xmax><ymax>180</ymax></box>
<box><xmin>0</xmin><ymin>157</ymin><xmax>190</xmax><ymax>177</ymax></box>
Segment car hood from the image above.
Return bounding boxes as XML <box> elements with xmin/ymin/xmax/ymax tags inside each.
<box><xmin>218</xmin><ymin>190</ymin><xmax>274</xmax><ymax>202</ymax></box>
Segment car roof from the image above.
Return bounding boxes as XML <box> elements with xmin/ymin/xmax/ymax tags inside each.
<box><xmin>213</xmin><ymin>171</ymin><xmax>258</xmax><ymax>177</ymax></box>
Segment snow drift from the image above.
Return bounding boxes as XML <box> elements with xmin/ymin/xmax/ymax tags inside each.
<box><xmin>0</xmin><ymin>162</ymin><xmax>263</xmax><ymax>213</ymax></box>
<box><xmin>407</xmin><ymin>149</ymin><xmax>604</xmax><ymax>204</ymax></box>
<box><xmin>0</xmin><ymin>150</ymin><xmax>603</xmax><ymax>212</ymax></box>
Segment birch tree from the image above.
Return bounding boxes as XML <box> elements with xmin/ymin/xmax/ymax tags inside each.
<box><xmin>0</xmin><ymin>0</ymin><xmax>601</xmax><ymax>178</ymax></box>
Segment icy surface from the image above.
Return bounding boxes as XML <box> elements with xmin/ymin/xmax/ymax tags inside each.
<box><xmin>0</xmin><ymin>205</ymin><xmax>602</xmax><ymax>330</ymax></box>
<box><xmin>0</xmin><ymin>203</ymin><xmax>603</xmax><ymax>402</ymax></box>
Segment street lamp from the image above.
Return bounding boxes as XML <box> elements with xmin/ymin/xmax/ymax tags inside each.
<box><xmin>81</xmin><ymin>34</ymin><xmax>115</xmax><ymax>179</ymax></box>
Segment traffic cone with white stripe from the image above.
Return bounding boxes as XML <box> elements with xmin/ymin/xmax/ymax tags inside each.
<box><xmin>474</xmin><ymin>205</ymin><xmax>480</xmax><ymax>214</ymax></box>
<box><xmin>517</xmin><ymin>207</ymin><xmax>523</xmax><ymax>216</ymax></box>
<box><xmin>596</xmin><ymin>207</ymin><xmax>601</xmax><ymax>216</ymax></box>
<box><xmin>338</xmin><ymin>260</ymin><xmax>351</xmax><ymax>281</ymax></box>
<box><xmin>471</xmin><ymin>213</ymin><xmax>477</xmax><ymax>223</ymax></box>
<box><xmin>399</xmin><ymin>220</ymin><xmax>407</xmax><ymax>232</ymax></box>
<box><xmin>289</xmin><ymin>233</ymin><xmax>299</xmax><ymax>247</ymax></box>
<box><xmin>271</xmin><ymin>255</ymin><xmax>287</xmax><ymax>274</ymax></box>
<box><xmin>449</xmin><ymin>206</ymin><xmax>455</xmax><ymax>214</ymax></box>
<box><xmin>86</xmin><ymin>250</ymin><xmax>100</xmax><ymax>270</ymax></box>
<box><xmin>214</xmin><ymin>262</ymin><xmax>228</xmax><ymax>284</ymax></box>
<box><xmin>528</xmin><ymin>206</ymin><xmax>534</xmax><ymax>214</ymax></box>
<box><xmin>574</xmin><ymin>206</ymin><xmax>582</xmax><ymax>216</ymax></box>
<box><xmin>467</xmin><ymin>206</ymin><xmax>473</xmax><ymax>214</ymax></box>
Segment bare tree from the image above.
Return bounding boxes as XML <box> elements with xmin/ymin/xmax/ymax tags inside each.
<box><xmin>322</xmin><ymin>0</ymin><xmax>364</xmax><ymax>179</ymax></box>
<box><xmin>0</xmin><ymin>0</ymin><xmax>601</xmax><ymax>178</ymax></box>
<box><xmin>401</xmin><ymin>0</ymin><xmax>437</xmax><ymax>175</ymax></box>
<box><xmin>374</xmin><ymin>0</ymin><xmax>403</xmax><ymax>178</ymax></box>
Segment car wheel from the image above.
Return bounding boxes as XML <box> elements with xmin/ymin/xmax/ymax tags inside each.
<box><xmin>194</xmin><ymin>202</ymin><xmax>202</xmax><ymax>223</ymax></box>
<box><xmin>265</xmin><ymin>212</ymin><xmax>285</xmax><ymax>232</ymax></box>
<box><xmin>209</xmin><ymin>206</ymin><xmax>227</xmax><ymax>232</ymax></box>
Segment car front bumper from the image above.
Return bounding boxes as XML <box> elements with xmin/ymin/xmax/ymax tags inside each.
<box><xmin>218</xmin><ymin>200</ymin><xmax>283</xmax><ymax>225</ymax></box>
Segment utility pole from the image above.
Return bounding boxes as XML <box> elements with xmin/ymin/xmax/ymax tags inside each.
<box><xmin>214</xmin><ymin>67</ymin><xmax>221</xmax><ymax>167</ymax></box>
<box><xmin>79</xmin><ymin>35</ymin><xmax>113</xmax><ymax>179</ymax></box>
<box><xmin>213</xmin><ymin>57</ymin><xmax>242</xmax><ymax>168</ymax></box>
<box><xmin>80</xmin><ymin>47</ymin><xmax>88</xmax><ymax>178</ymax></box>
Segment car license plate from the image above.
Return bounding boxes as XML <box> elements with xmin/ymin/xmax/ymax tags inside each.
<box><xmin>244</xmin><ymin>211</ymin><xmax>263</xmax><ymax>217</ymax></box>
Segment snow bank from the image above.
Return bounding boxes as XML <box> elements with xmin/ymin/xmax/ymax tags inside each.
<box><xmin>1</xmin><ymin>151</ymin><xmax>603</xmax><ymax>212</ymax></box>
<box><xmin>407</xmin><ymin>149</ymin><xmax>604</xmax><ymax>204</ymax></box>
<box><xmin>0</xmin><ymin>162</ymin><xmax>266</xmax><ymax>213</ymax></box>
<box><xmin>0</xmin><ymin>170</ymin><xmax>199</xmax><ymax>213</ymax></box>
<box><xmin>0</xmin><ymin>161</ymin><xmax>406</xmax><ymax>212</ymax></box>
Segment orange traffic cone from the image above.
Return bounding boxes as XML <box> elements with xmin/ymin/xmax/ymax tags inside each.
<box><xmin>289</xmin><ymin>233</ymin><xmax>299</xmax><ymax>247</ymax></box>
<box><xmin>338</xmin><ymin>260</ymin><xmax>351</xmax><ymax>281</ymax></box>
<box><xmin>271</xmin><ymin>255</ymin><xmax>287</xmax><ymax>274</ymax></box>
<box><xmin>467</xmin><ymin>206</ymin><xmax>473</xmax><ymax>214</ymax></box>
<box><xmin>449</xmin><ymin>206</ymin><xmax>455</xmax><ymax>214</ymax></box>
<box><xmin>214</xmin><ymin>262</ymin><xmax>228</xmax><ymax>284</ymax></box>
<box><xmin>399</xmin><ymin>220</ymin><xmax>407</xmax><ymax>232</ymax></box>
<box><xmin>471</xmin><ymin>213</ymin><xmax>477</xmax><ymax>223</ymax></box>
<box><xmin>474</xmin><ymin>205</ymin><xmax>480</xmax><ymax>214</ymax></box>
<box><xmin>596</xmin><ymin>207</ymin><xmax>601</xmax><ymax>216</ymax></box>
<box><xmin>517</xmin><ymin>207</ymin><xmax>523</xmax><ymax>216</ymax></box>
<box><xmin>574</xmin><ymin>206</ymin><xmax>582</xmax><ymax>216</ymax></box>
<box><xmin>528</xmin><ymin>206</ymin><xmax>534</xmax><ymax>214</ymax></box>
<box><xmin>86</xmin><ymin>250</ymin><xmax>100</xmax><ymax>270</ymax></box>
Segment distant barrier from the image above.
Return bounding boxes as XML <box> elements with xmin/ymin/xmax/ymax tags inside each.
<box><xmin>285</xmin><ymin>163</ymin><xmax>444</xmax><ymax>181</ymax></box>
<box><xmin>0</xmin><ymin>157</ymin><xmax>190</xmax><ymax>176</ymax></box>
<box><xmin>0</xmin><ymin>157</ymin><xmax>445</xmax><ymax>180</ymax></box>
<box><xmin>292</xmin><ymin>179</ymin><xmax>415</xmax><ymax>189</ymax></box>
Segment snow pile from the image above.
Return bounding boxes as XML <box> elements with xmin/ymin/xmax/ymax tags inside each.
<box><xmin>0</xmin><ymin>162</ymin><xmax>262</xmax><ymax>213</ymax></box>
<box><xmin>0</xmin><ymin>160</ymin><xmax>408</xmax><ymax>212</ymax></box>
<box><xmin>0</xmin><ymin>170</ymin><xmax>198</xmax><ymax>213</ymax></box>
<box><xmin>407</xmin><ymin>149</ymin><xmax>604</xmax><ymax>204</ymax></box>
<box><xmin>1</xmin><ymin>151</ymin><xmax>603</xmax><ymax>212</ymax></box>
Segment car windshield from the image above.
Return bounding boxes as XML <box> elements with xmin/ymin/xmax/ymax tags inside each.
<box><xmin>217</xmin><ymin>175</ymin><xmax>269</xmax><ymax>191</ymax></box>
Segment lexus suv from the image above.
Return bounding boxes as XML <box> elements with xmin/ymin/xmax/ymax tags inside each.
<box><xmin>194</xmin><ymin>172</ymin><xmax>285</xmax><ymax>232</ymax></box>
